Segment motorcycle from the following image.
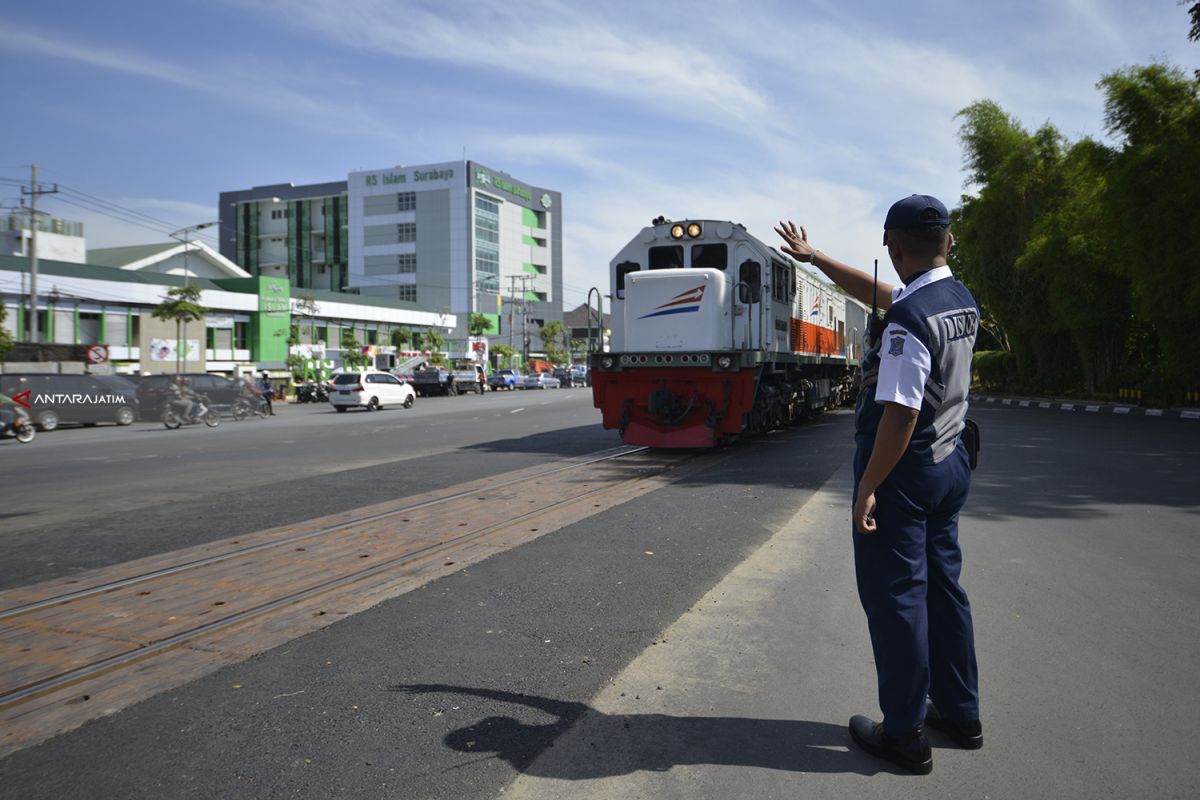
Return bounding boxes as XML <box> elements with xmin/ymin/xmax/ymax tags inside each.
<box><xmin>232</xmin><ymin>394</ymin><xmax>269</xmax><ymax>421</ymax></box>
<box><xmin>0</xmin><ymin>407</ymin><xmax>36</xmax><ymax>443</ymax></box>
<box><xmin>295</xmin><ymin>381</ymin><xmax>329</xmax><ymax>403</ymax></box>
<box><xmin>162</xmin><ymin>394</ymin><xmax>220</xmax><ymax>429</ymax></box>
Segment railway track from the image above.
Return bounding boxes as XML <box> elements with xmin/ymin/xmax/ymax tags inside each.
<box><xmin>0</xmin><ymin>444</ymin><xmax>714</xmax><ymax>757</ymax></box>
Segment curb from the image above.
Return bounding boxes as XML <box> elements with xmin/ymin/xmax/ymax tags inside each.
<box><xmin>971</xmin><ymin>395</ymin><xmax>1199</xmax><ymax>420</ymax></box>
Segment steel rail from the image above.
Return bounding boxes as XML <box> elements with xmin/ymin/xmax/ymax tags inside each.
<box><xmin>0</xmin><ymin>451</ymin><xmax>681</xmax><ymax>708</ymax></box>
<box><xmin>0</xmin><ymin>445</ymin><xmax>647</xmax><ymax>622</ymax></box>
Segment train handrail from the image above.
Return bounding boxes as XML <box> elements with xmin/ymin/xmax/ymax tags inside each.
<box><xmin>732</xmin><ymin>281</ymin><xmax>751</xmax><ymax>350</ymax></box>
<box><xmin>586</xmin><ymin>287</ymin><xmax>603</xmax><ymax>353</ymax></box>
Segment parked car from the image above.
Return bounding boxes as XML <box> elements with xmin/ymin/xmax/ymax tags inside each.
<box><xmin>0</xmin><ymin>373</ymin><xmax>141</xmax><ymax>430</ymax></box>
<box><xmin>124</xmin><ymin>373</ymin><xmax>247</xmax><ymax>418</ymax></box>
<box><xmin>329</xmin><ymin>370</ymin><xmax>415</xmax><ymax>412</ymax></box>
<box><xmin>488</xmin><ymin>368</ymin><xmax>523</xmax><ymax>391</ymax></box>
<box><xmin>552</xmin><ymin>367</ymin><xmax>574</xmax><ymax>388</ymax></box>
<box><xmin>521</xmin><ymin>372</ymin><xmax>561</xmax><ymax>390</ymax></box>
<box><xmin>570</xmin><ymin>365</ymin><xmax>590</xmax><ymax>387</ymax></box>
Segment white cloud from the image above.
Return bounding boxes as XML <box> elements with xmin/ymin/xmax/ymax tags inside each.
<box><xmin>0</xmin><ymin>23</ymin><xmax>394</xmax><ymax>138</ymax></box>
<box><xmin>237</xmin><ymin>0</ymin><xmax>774</xmax><ymax>140</ymax></box>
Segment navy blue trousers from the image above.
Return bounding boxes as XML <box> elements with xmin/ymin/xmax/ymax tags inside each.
<box><xmin>852</xmin><ymin>440</ymin><xmax>980</xmax><ymax>735</ymax></box>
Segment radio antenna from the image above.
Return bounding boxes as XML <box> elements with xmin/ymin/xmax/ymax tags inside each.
<box><xmin>872</xmin><ymin>259</ymin><xmax>879</xmax><ymax>316</ymax></box>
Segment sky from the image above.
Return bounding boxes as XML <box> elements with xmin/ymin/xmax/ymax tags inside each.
<box><xmin>1</xmin><ymin>0</ymin><xmax>1195</xmax><ymax>304</ymax></box>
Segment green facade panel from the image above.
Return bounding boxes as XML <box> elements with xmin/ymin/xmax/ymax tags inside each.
<box><xmin>521</xmin><ymin>207</ymin><xmax>543</xmax><ymax>229</ymax></box>
<box><xmin>253</xmin><ymin>276</ymin><xmax>291</xmax><ymax>363</ymax></box>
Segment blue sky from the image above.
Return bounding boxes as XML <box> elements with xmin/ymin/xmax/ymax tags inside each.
<box><xmin>1</xmin><ymin>0</ymin><xmax>1195</xmax><ymax>303</ymax></box>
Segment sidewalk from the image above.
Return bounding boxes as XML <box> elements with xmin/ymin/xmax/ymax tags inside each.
<box><xmin>971</xmin><ymin>393</ymin><xmax>1200</xmax><ymax>419</ymax></box>
<box><xmin>503</xmin><ymin>459</ymin><xmax>1197</xmax><ymax>799</ymax></box>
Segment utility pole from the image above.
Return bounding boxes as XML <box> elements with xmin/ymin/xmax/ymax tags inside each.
<box><xmin>21</xmin><ymin>164</ymin><xmax>59</xmax><ymax>343</ymax></box>
<box><xmin>506</xmin><ymin>275</ymin><xmax>519</xmax><ymax>357</ymax></box>
<box><xmin>517</xmin><ymin>274</ymin><xmax>534</xmax><ymax>366</ymax></box>
<box><xmin>169</xmin><ymin>221</ymin><xmax>219</xmax><ymax>368</ymax></box>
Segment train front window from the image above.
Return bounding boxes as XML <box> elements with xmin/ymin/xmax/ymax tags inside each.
<box><xmin>648</xmin><ymin>246</ymin><xmax>684</xmax><ymax>269</ymax></box>
<box><xmin>691</xmin><ymin>243</ymin><xmax>727</xmax><ymax>270</ymax></box>
<box><xmin>739</xmin><ymin>260</ymin><xmax>762</xmax><ymax>303</ymax></box>
<box><xmin>615</xmin><ymin>261</ymin><xmax>640</xmax><ymax>298</ymax></box>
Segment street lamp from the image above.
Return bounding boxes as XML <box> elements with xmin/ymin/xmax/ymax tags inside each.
<box><xmin>169</xmin><ymin>221</ymin><xmax>218</xmax><ymax>367</ymax></box>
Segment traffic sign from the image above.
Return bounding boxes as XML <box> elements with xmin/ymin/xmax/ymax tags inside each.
<box><xmin>86</xmin><ymin>345</ymin><xmax>109</xmax><ymax>364</ymax></box>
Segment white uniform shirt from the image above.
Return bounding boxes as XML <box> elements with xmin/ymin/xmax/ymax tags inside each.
<box><xmin>875</xmin><ymin>266</ymin><xmax>954</xmax><ymax>411</ymax></box>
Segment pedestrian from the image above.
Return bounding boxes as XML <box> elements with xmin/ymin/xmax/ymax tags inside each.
<box><xmin>259</xmin><ymin>370</ymin><xmax>275</xmax><ymax>416</ymax></box>
<box><xmin>776</xmin><ymin>195</ymin><xmax>982</xmax><ymax>775</ymax></box>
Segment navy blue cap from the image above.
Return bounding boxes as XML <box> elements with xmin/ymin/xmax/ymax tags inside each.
<box><xmin>883</xmin><ymin>194</ymin><xmax>950</xmax><ymax>230</ymax></box>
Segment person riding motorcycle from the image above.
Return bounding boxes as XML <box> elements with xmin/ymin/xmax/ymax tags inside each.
<box><xmin>0</xmin><ymin>391</ymin><xmax>34</xmax><ymax>439</ymax></box>
<box><xmin>167</xmin><ymin>377</ymin><xmax>205</xmax><ymax>422</ymax></box>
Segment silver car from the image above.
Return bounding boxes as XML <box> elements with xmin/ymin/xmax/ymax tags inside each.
<box><xmin>521</xmin><ymin>372</ymin><xmax>561</xmax><ymax>390</ymax></box>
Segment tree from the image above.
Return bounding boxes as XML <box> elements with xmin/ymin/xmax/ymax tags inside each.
<box><xmin>294</xmin><ymin>293</ymin><xmax>320</xmax><ymax>345</ymax></box>
<box><xmin>954</xmin><ymin>102</ymin><xmax>1075</xmax><ymax>389</ymax></box>
<box><xmin>1098</xmin><ymin>63</ymin><xmax>1200</xmax><ymax>395</ymax></box>
<box><xmin>491</xmin><ymin>343</ymin><xmax>517</xmax><ymax>368</ymax></box>
<box><xmin>954</xmin><ymin>62</ymin><xmax>1200</xmax><ymax>400</ymax></box>
<box><xmin>423</xmin><ymin>329</ymin><xmax>446</xmax><ymax>363</ymax></box>
<box><xmin>152</xmin><ymin>285</ymin><xmax>208</xmax><ymax>374</ymax></box>
<box><xmin>467</xmin><ymin>313</ymin><xmax>493</xmax><ymax>338</ymax></box>
<box><xmin>537</xmin><ymin>319</ymin><xmax>568</xmax><ymax>365</ymax></box>
<box><xmin>391</xmin><ymin>327</ymin><xmax>411</xmax><ymax>349</ymax></box>
<box><xmin>0</xmin><ymin>303</ymin><xmax>12</xmax><ymax>362</ymax></box>
<box><xmin>340</xmin><ymin>328</ymin><xmax>369</xmax><ymax>370</ymax></box>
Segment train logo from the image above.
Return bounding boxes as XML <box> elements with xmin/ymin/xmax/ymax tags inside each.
<box><xmin>638</xmin><ymin>284</ymin><xmax>707</xmax><ymax>320</ymax></box>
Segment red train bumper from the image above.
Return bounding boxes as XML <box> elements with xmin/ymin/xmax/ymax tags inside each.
<box><xmin>590</xmin><ymin>367</ymin><xmax>757</xmax><ymax>448</ymax></box>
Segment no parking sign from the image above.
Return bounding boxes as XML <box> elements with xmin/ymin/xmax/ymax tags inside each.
<box><xmin>86</xmin><ymin>345</ymin><xmax>109</xmax><ymax>364</ymax></box>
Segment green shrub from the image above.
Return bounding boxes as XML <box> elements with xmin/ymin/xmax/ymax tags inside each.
<box><xmin>973</xmin><ymin>350</ymin><xmax>1016</xmax><ymax>391</ymax></box>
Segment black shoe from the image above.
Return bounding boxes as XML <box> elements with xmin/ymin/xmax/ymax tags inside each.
<box><xmin>848</xmin><ymin>714</ymin><xmax>932</xmax><ymax>775</ymax></box>
<box><xmin>924</xmin><ymin>701</ymin><xmax>983</xmax><ymax>749</ymax></box>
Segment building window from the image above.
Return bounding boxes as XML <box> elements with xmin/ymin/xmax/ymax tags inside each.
<box><xmin>474</xmin><ymin>195</ymin><xmax>500</xmax><ymax>293</ymax></box>
<box><xmin>397</xmin><ymin>192</ymin><xmax>416</xmax><ymax>212</ymax></box>
<box><xmin>398</xmin><ymin>285</ymin><xmax>417</xmax><ymax>303</ymax></box>
<box><xmin>397</xmin><ymin>222</ymin><xmax>416</xmax><ymax>243</ymax></box>
<box><xmin>234</xmin><ymin>321</ymin><xmax>249</xmax><ymax>350</ymax></box>
<box><xmin>398</xmin><ymin>253</ymin><xmax>416</xmax><ymax>273</ymax></box>
<box><xmin>78</xmin><ymin>312</ymin><xmax>101</xmax><ymax>344</ymax></box>
<box><xmin>270</xmin><ymin>209</ymin><xmax>290</xmax><ymax>220</ymax></box>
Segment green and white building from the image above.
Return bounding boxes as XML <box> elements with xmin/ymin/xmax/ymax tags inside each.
<box><xmin>219</xmin><ymin>161</ymin><xmax>562</xmax><ymax>343</ymax></box>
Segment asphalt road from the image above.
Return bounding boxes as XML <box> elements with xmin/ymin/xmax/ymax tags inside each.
<box><xmin>0</xmin><ymin>387</ymin><xmax>616</xmax><ymax>588</ymax></box>
<box><xmin>1</xmin><ymin>399</ymin><xmax>1197</xmax><ymax>799</ymax></box>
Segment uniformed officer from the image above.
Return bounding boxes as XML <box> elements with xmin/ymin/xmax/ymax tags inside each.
<box><xmin>775</xmin><ymin>195</ymin><xmax>982</xmax><ymax>774</ymax></box>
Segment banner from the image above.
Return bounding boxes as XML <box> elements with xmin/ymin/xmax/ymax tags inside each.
<box><xmin>149</xmin><ymin>339</ymin><xmax>200</xmax><ymax>362</ymax></box>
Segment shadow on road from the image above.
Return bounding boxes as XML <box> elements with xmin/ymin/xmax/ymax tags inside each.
<box><xmin>389</xmin><ymin>683</ymin><xmax>887</xmax><ymax>778</ymax></box>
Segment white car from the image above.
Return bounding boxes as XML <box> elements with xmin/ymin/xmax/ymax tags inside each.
<box><xmin>521</xmin><ymin>372</ymin><xmax>561</xmax><ymax>390</ymax></box>
<box><xmin>330</xmin><ymin>370</ymin><xmax>415</xmax><ymax>412</ymax></box>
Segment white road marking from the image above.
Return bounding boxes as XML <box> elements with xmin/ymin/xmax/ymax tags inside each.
<box><xmin>1039</xmin><ymin>402</ymin><xmax>1051</xmax><ymax>409</ymax></box>
<box><xmin>1002</xmin><ymin>399</ymin><xmax>1013</xmax><ymax>405</ymax></box>
<box><xmin>1085</xmin><ymin>405</ymin><xmax>1100</xmax><ymax>412</ymax></box>
<box><xmin>1146</xmin><ymin>409</ymin><xmax>1164</xmax><ymax>417</ymax></box>
<box><xmin>1182</xmin><ymin>410</ymin><xmax>1200</xmax><ymax>420</ymax></box>
<box><xmin>510</xmin><ymin>408</ymin><xmax>525</xmax><ymax>414</ymax></box>
<box><xmin>1114</xmin><ymin>407</ymin><xmax>1131</xmax><ymax>414</ymax></box>
<box><xmin>1061</xmin><ymin>404</ymin><xmax>1075</xmax><ymax>411</ymax></box>
<box><xmin>1019</xmin><ymin>400</ymin><xmax>1031</xmax><ymax>407</ymax></box>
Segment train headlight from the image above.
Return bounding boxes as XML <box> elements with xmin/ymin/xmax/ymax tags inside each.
<box><xmin>670</xmin><ymin>224</ymin><xmax>685</xmax><ymax>239</ymax></box>
<box><xmin>687</xmin><ymin>222</ymin><xmax>702</xmax><ymax>238</ymax></box>
<box><xmin>600</xmin><ymin>356</ymin><xmax>614</xmax><ymax>369</ymax></box>
<box><xmin>717</xmin><ymin>355</ymin><xmax>733</xmax><ymax>369</ymax></box>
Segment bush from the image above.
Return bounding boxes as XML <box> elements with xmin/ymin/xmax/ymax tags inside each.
<box><xmin>973</xmin><ymin>350</ymin><xmax>1016</xmax><ymax>391</ymax></box>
